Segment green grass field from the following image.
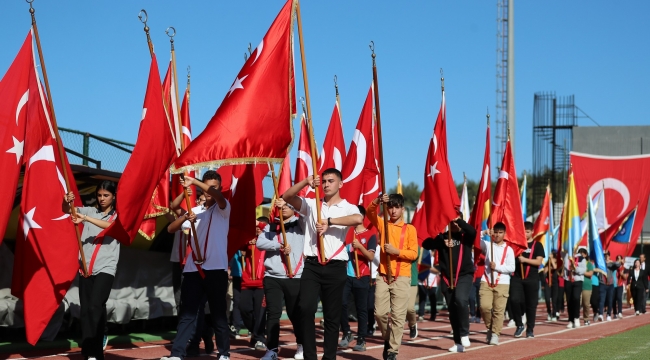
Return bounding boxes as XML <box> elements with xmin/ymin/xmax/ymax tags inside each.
<box><xmin>539</xmin><ymin>324</ymin><xmax>650</xmax><ymax>359</ymax></box>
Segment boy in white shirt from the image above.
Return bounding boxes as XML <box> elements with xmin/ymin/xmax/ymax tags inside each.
<box><xmin>479</xmin><ymin>222</ymin><xmax>516</xmax><ymax>346</ymax></box>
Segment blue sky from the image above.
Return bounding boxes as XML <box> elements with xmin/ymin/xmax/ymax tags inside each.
<box><xmin>2</xmin><ymin>1</ymin><xmax>649</xmax><ymax>192</ymax></box>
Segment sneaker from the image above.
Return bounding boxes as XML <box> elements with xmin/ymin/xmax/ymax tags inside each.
<box><xmin>352</xmin><ymin>339</ymin><xmax>366</xmax><ymax>352</ymax></box>
<box><xmin>526</xmin><ymin>329</ymin><xmax>534</xmax><ymax>338</ymax></box>
<box><xmin>260</xmin><ymin>350</ymin><xmax>278</xmax><ymax>360</ymax></box>
<box><xmin>88</xmin><ymin>358</ymin><xmax>98</xmax><ymax>360</ymax></box>
<box><xmin>607</xmin><ymin>315</ymin><xmax>612</xmax><ymax>321</ymax></box>
<box><xmin>320</xmin><ymin>319</ymin><xmax>325</xmax><ymax>327</ymax></box>
<box><xmin>637</xmin><ymin>311</ymin><xmax>640</xmax><ymax>316</ymax></box>
<box><xmin>448</xmin><ymin>344</ymin><xmax>465</xmax><ymax>353</ymax></box>
<box><xmin>574</xmin><ymin>319</ymin><xmax>581</xmax><ymax>328</ymax></box>
<box><xmin>294</xmin><ymin>344</ymin><xmax>304</xmax><ymax>360</ymax></box>
<box><xmin>618</xmin><ymin>313</ymin><xmax>623</xmax><ymax>319</ymax></box>
<box><xmin>160</xmin><ymin>357</ymin><xmax>181</xmax><ymax>360</ymax></box>
<box><xmin>450</xmin><ymin>329</ymin><xmax>454</xmax><ymax>335</ymax></box>
<box><xmin>551</xmin><ymin>317</ymin><xmax>558</xmax><ymax>322</ymax></box>
<box><xmin>219</xmin><ymin>356</ymin><xmax>230</xmax><ymax>360</ymax></box>
<box><xmin>417</xmin><ymin>315</ymin><xmax>424</xmax><ymax>322</ymax></box>
<box><xmin>584</xmin><ymin>320</ymin><xmax>591</xmax><ymax>326</ymax></box>
<box><xmin>339</xmin><ymin>331</ymin><xmax>353</xmax><ymax>348</ymax></box>
<box><xmin>593</xmin><ymin>314</ymin><xmax>598</xmax><ymax>322</ymax></box>
<box><xmin>547</xmin><ymin>314</ymin><xmax>552</xmax><ymax>321</ymax></box>
<box><xmin>255</xmin><ymin>341</ymin><xmax>267</xmax><ymax>351</ymax></box>
<box><xmin>598</xmin><ymin>314</ymin><xmax>604</xmax><ymax>322</ymax></box>
<box><xmin>507</xmin><ymin>319</ymin><xmax>516</xmax><ymax>328</ymax></box>
<box><xmin>555</xmin><ymin>312</ymin><xmax>560</xmax><ymax>318</ymax></box>
<box><xmin>522</xmin><ymin>314</ymin><xmax>527</xmax><ymax>325</ymax></box>
<box><xmin>102</xmin><ymin>335</ymin><xmax>108</xmax><ymax>350</ymax></box>
<box><xmin>489</xmin><ymin>334</ymin><xmax>499</xmax><ymax>345</ymax></box>
<box><xmin>235</xmin><ymin>330</ymin><xmax>248</xmax><ymax>340</ymax></box>
<box><xmin>409</xmin><ymin>324</ymin><xmax>418</xmax><ymax>340</ymax></box>
<box><xmin>386</xmin><ymin>353</ymin><xmax>397</xmax><ymax>360</ymax></box>
<box><xmin>514</xmin><ymin>325</ymin><xmax>525</xmax><ymax>338</ymax></box>
<box><xmin>461</xmin><ymin>336</ymin><xmax>471</xmax><ymax>348</ymax></box>
<box><xmin>486</xmin><ymin>330</ymin><xmax>492</xmax><ymax>343</ymax></box>
<box><xmin>229</xmin><ymin>325</ymin><xmax>238</xmax><ymax>339</ymax></box>
<box><xmin>566</xmin><ymin>321</ymin><xmax>574</xmax><ymax>329</ymax></box>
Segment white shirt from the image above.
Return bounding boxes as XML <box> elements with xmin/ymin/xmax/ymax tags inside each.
<box><xmin>181</xmin><ymin>202</ymin><xmax>231</xmax><ymax>273</ymax></box>
<box><xmin>370</xmin><ymin>244</ymin><xmax>381</xmax><ymax>279</ymax></box>
<box><xmin>480</xmin><ymin>241</ymin><xmax>516</xmax><ymax>285</ymax></box>
<box><xmin>635</xmin><ymin>269</ymin><xmax>640</xmax><ymax>281</ymax></box>
<box><xmin>419</xmin><ymin>251</ymin><xmax>439</xmax><ymax>288</ymax></box>
<box><xmin>299</xmin><ymin>197</ymin><xmax>361</xmax><ymax>261</ymax></box>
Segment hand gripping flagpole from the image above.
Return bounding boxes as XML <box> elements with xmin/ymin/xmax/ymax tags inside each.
<box><xmin>270</xmin><ymin>163</ymin><xmax>293</xmax><ymax>277</ymax></box>
<box><xmin>370</xmin><ymin>41</ymin><xmax>394</xmax><ymax>284</ymax></box>
<box><xmin>167</xmin><ymin>28</ymin><xmax>204</xmax><ymax>264</ymax></box>
<box><xmin>27</xmin><ymin>0</ymin><xmax>88</xmax><ymax>277</ymax></box>
<box><xmin>295</xmin><ymin>2</ymin><xmax>326</xmax><ymax>263</ymax></box>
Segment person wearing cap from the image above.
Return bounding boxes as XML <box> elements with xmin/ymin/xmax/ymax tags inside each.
<box><xmin>422</xmin><ymin>212</ymin><xmax>477</xmax><ymax>353</ymax></box>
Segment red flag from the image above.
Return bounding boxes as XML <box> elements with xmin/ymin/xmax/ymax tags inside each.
<box><xmin>340</xmin><ymin>85</ymin><xmax>380</xmax><ymax>206</ymax></box>
<box><xmin>12</xmin><ymin>53</ymin><xmax>80</xmax><ymax>344</ymax></box>
<box><xmin>278</xmin><ymin>152</ymin><xmax>292</xmax><ymax>195</ymax></box>
<box><xmin>294</xmin><ymin>114</ymin><xmax>315</xmax><ymax>198</ymax></box>
<box><xmin>0</xmin><ymin>31</ymin><xmax>32</xmax><ymax>245</ymax></box>
<box><xmin>422</xmin><ymin>91</ymin><xmax>458</xmax><ymax>237</ymax></box>
<box><xmin>171</xmin><ymin>0</ymin><xmax>296</xmax><ymax>173</ymax></box>
<box><xmin>99</xmin><ymin>54</ymin><xmax>176</xmax><ymax>245</ymax></box>
<box><xmin>411</xmin><ymin>192</ymin><xmax>429</xmax><ymax>245</ymax></box>
<box><xmin>492</xmin><ymin>139</ymin><xmax>526</xmax><ymax>254</ymax></box>
<box><xmin>469</xmin><ymin>125</ymin><xmax>491</xmax><ymax>280</ymax></box>
<box><xmin>318</xmin><ymin>100</ymin><xmax>346</xmax><ymax>172</ymax></box>
<box><xmin>533</xmin><ymin>186</ymin><xmax>551</xmax><ymax>240</ymax></box>
<box><xmin>170</xmin><ymin>87</ymin><xmax>197</xmax><ymax>211</ymax></box>
<box><xmin>600</xmin><ymin>207</ymin><xmax>636</xmax><ymax>252</ymax></box>
<box><xmin>571</xmin><ymin>152</ymin><xmax>650</xmax><ymax>259</ymax></box>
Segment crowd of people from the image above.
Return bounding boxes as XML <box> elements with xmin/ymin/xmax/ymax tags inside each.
<box><xmin>66</xmin><ymin>170</ymin><xmax>649</xmax><ymax>360</ymax></box>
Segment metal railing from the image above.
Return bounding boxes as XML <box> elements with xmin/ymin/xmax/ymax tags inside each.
<box><xmin>59</xmin><ymin>127</ymin><xmax>134</xmax><ymax>173</ymax></box>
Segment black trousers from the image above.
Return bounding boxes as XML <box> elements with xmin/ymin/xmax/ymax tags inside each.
<box><xmin>340</xmin><ymin>276</ymin><xmax>370</xmax><ymax>339</ymax></box>
<box><xmin>632</xmin><ymin>285</ymin><xmax>647</xmax><ymax>313</ymax></box>
<box><xmin>613</xmin><ymin>286</ymin><xmax>624</xmax><ymax>315</ymax></box>
<box><xmin>565</xmin><ymin>280</ymin><xmax>583</xmax><ymax>322</ymax></box>
<box><xmin>79</xmin><ymin>273</ymin><xmax>114</xmax><ymax>360</ymax></box>
<box><xmin>367</xmin><ymin>279</ymin><xmax>376</xmax><ymax>333</ymax></box>
<box><xmin>172</xmin><ymin>262</ymin><xmax>183</xmax><ymax>315</ymax></box>
<box><xmin>441</xmin><ymin>274</ymin><xmax>472</xmax><ymax>344</ymax></box>
<box><xmin>542</xmin><ymin>278</ymin><xmax>557</xmax><ymax>316</ymax></box>
<box><xmin>231</xmin><ymin>277</ymin><xmax>243</xmax><ymax>330</ymax></box>
<box><xmin>590</xmin><ymin>285</ymin><xmax>600</xmax><ymax>316</ymax></box>
<box><xmin>417</xmin><ymin>285</ymin><xmax>437</xmax><ymax>319</ymax></box>
<box><xmin>299</xmin><ymin>259</ymin><xmax>347</xmax><ymax>360</ymax></box>
<box><xmin>510</xmin><ymin>277</ymin><xmax>540</xmax><ymax>330</ymax></box>
<box><xmin>240</xmin><ymin>287</ymin><xmax>266</xmax><ymax>344</ymax></box>
<box><xmin>264</xmin><ymin>276</ymin><xmax>303</xmax><ymax>351</ymax></box>
<box><xmin>171</xmin><ymin>270</ymin><xmax>230</xmax><ymax>358</ymax></box>
<box><xmin>468</xmin><ymin>278</ymin><xmax>480</xmax><ymax>317</ymax></box>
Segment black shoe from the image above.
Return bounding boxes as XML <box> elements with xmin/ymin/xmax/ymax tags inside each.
<box><xmin>338</xmin><ymin>331</ymin><xmax>353</xmax><ymax>348</ymax></box>
<box><xmin>348</xmin><ymin>314</ymin><xmax>358</xmax><ymax>322</ymax></box>
<box><xmin>186</xmin><ymin>345</ymin><xmax>200</xmax><ymax>357</ymax></box>
<box><xmin>409</xmin><ymin>324</ymin><xmax>418</xmax><ymax>340</ymax></box>
<box><xmin>514</xmin><ymin>325</ymin><xmax>525</xmax><ymax>338</ymax></box>
<box><xmin>352</xmin><ymin>339</ymin><xmax>366</xmax><ymax>352</ymax></box>
<box><xmin>526</xmin><ymin>329</ymin><xmax>534</xmax><ymax>338</ymax></box>
<box><xmin>387</xmin><ymin>352</ymin><xmax>397</xmax><ymax>360</ymax></box>
<box><xmin>383</xmin><ymin>340</ymin><xmax>390</xmax><ymax>360</ymax></box>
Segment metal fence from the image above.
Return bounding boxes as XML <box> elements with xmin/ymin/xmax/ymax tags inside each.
<box><xmin>59</xmin><ymin>127</ymin><xmax>134</xmax><ymax>173</ymax></box>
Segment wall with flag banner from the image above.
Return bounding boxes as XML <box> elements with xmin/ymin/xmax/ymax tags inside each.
<box><xmin>571</xmin><ymin>152</ymin><xmax>650</xmax><ymax>259</ymax></box>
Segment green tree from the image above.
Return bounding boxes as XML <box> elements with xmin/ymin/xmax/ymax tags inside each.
<box><xmin>388</xmin><ymin>181</ymin><xmax>420</xmax><ymax>208</ymax></box>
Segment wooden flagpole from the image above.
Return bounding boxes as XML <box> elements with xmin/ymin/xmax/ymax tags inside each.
<box><xmin>370</xmin><ymin>41</ymin><xmax>394</xmax><ymax>283</ymax></box>
<box><xmin>295</xmin><ymin>1</ymin><xmax>326</xmax><ymax>263</ymax></box>
<box><xmin>354</xmin><ymin>233</ymin><xmax>361</xmax><ymax>279</ymax></box>
<box><xmin>487</xmin><ymin>112</ymin><xmax>495</xmax><ymax>286</ymax></box>
<box><xmin>167</xmin><ymin>28</ymin><xmax>203</xmax><ymax>263</ymax></box>
<box><xmin>270</xmin><ymin>163</ymin><xmax>293</xmax><ymax>277</ymax></box>
<box><xmin>28</xmin><ymin>1</ymin><xmax>88</xmax><ymax>277</ymax></box>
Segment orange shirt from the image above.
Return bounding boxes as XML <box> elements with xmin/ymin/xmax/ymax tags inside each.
<box><xmin>366</xmin><ymin>202</ymin><xmax>418</xmax><ymax>277</ymax></box>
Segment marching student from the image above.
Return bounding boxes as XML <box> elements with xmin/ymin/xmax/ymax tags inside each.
<box><xmin>338</xmin><ymin>205</ymin><xmax>377</xmax><ymax>352</ymax></box>
<box><xmin>510</xmin><ymin>221</ymin><xmax>545</xmax><ymax>338</ymax></box>
<box><xmin>613</xmin><ymin>255</ymin><xmax>628</xmax><ymax>319</ymax></box>
<box><xmin>405</xmin><ymin>246</ymin><xmax>422</xmax><ymax>340</ymax></box>
<box><xmin>238</xmin><ymin>219</ymin><xmax>268</xmax><ymax>352</ymax></box>
<box><xmin>418</xmin><ymin>250</ymin><xmax>440</xmax><ymax>321</ymax></box>
<box><xmin>367</xmin><ymin>193</ymin><xmax>418</xmax><ymax>360</ymax></box>
<box><xmin>63</xmin><ymin>181</ymin><xmax>118</xmax><ymax>360</ymax></box>
<box><xmin>161</xmin><ymin>171</ymin><xmax>232</xmax><ymax>360</ymax></box>
<box><xmin>478</xmin><ymin>222</ymin><xmax>515</xmax><ymax>346</ymax></box>
<box><xmin>256</xmin><ymin>199</ymin><xmax>306</xmax><ymax>360</ymax></box>
<box><xmin>630</xmin><ymin>259</ymin><xmax>648</xmax><ymax>315</ymax></box>
<box><xmin>564</xmin><ymin>248</ymin><xmax>587</xmax><ymax>329</ymax></box>
<box><xmin>282</xmin><ymin>169</ymin><xmax>363</xmax><ymax>360</ymax></box>
<box><xmin>422</xmin><ymin>212</ymin><xmax>477</xmax><ymax>353</ymax></box>
<box><xmin>581</xmin><ymin>253</ymin><xmax>594</xmax><ymax>326</ymax></box>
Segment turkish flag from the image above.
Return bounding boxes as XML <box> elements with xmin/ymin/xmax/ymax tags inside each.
<box><xmin>411</xmin><ymin>192</ymin><xmax>429</xmax><ymax>245</ymax></box>
<box><xmin>422</xmin><ymin>91</ymin><xmax>458</xmax><ymax>238</ymax></box>
<box><xmin>469</xmin><ymin>125</ymin><xmax>491</xmax><ymax>280</ymax></box>
<box><xmin>318</xmin><ymin>100</ymin><xmax>346</xmax><ymax>173</ymax></box>
<box><xmin>533</xmin><ymin>186</ymin><xmax>551</xmax><ymax>240</ymax></box>
<box><xmin>492</xmin><ymin>139</ymin><xmax>526</xmax><ymax>255</ymax></box>
<box><xmin>98</xmin><ymin>54</ymin><xmax>176</xmax><ymax>245</ymax></box>
<box><xmin>12</xmin><ymin>59</ymin><xmax>80</xmax><ymax>345</ymax></box>
<box><xmin>171</xmin><ymin>0</ymin><xmax>295</xmax><ymax>173</ymax></box>
<box><xmin>0</xmin><ymin>31</ymin><xmax>32</xmax><ymax>245</ymax></box>
<box><xmin>218</xmin><ymin>163</ymin><xmax>268</xmax><ymax>259</ymax></box>
<box><xmin>278</xmin><ymin>152</ymin><xmax>292</xmax><ymax>195</ymax></box>
<box><xmin>294</xmin><ymin>114</ymin><xmax>315</xmax><ymax>198</ymax></box>
<box><xmin>340</xmin><ymin>85</ymin><xmax>380</xmax><ymax>206</ymax></box>
<box><xmin>171</xmin><ymin>87</ymin><xmax>197</xmax><ymax>211</ymax></box>
<box><xmin>571</xmin><ymin>152</ymin><xmax>650</xmax><ymax>259</ymax></box>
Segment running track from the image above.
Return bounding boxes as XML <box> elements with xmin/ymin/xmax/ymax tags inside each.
<box><xmin>4</xmin><ymin>305</ymin><xmax>648</xmax><ymax>359</ymax></box>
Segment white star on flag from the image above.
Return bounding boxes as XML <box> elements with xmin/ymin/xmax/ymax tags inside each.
<box><xmin>231</xmin><ymin>174</ymin><xmax>240</xmax><ymax>197</ymax></box>
<box><xmin>416</xmin><ymin>199</ymin><xmax>424</xmax><ymax>212</ymax></box>
<box><xmin>228</xmin><ymin>75</ymin><xmax>249</xmax><ymax>97</ymax></box>
<box><xmin>427</xmin><ymin>161</ymin><xmax>441</xmax><ymax>181</ymax></box>
<box><xmin>22</xmin><ymin>207</ymin><xmax>42</xmax><ymax>239</ymax></box>
<box><xmin>6</xmin><ymin>136</ymin><xmax>24</xmax><ymax>164</ymax></box>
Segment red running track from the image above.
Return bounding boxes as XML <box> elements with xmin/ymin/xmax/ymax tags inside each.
<box><xmin>5</xmin><ymin>305</ymin><xmax>648</xmax><ymax>359</ymax></box>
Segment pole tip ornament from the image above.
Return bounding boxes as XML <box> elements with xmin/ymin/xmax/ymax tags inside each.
<box><xmin>26</xmin><ymin>0</ymin><xmax>35</xmax><ymax>14</ymax></box>
<box><xmin>334</xmin><ymin>75</ymin><xmax>339</xmax><ymax>95</ymax></box>
<box><xmin>299</xmin><ymin>96</ymin><xmax>307</xmax><ymax>116</ymax></box>
<box><xmin>440</xmin><ymin>68</ymin><xmax>445</xmax><ymax>91</ymax></box>
<box><xmin>486</xmin><ymin>107</ymin><xmax>491</xmax><ymax>126</ymax></box>
<box><xmin>369</xmin><ymin>41</ymin><xmax>376</xmax><ymax>61</ymax></box>
<box><xmin>138</xmin><ymin>9</ymin><xmax>148</xmax><ymax>24</ymax></box>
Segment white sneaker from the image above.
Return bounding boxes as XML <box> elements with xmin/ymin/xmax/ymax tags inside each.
<box><xmin>219</xmin><ymin>356</ymin><xmax>230</xmax><ymax>360</ymax></box>
<box><xmin>88</xmin><ymin>358</ymin><xmax>97</xmax><ymax>360</ymax></box>
<box><xmin>255</xmin><ymin>341</ymin><xmax>267</xmax><ymax>351</ymax></box>
<box><xmin>160</xmin><ymin>357</ymin><xmax>181</xmax><ymax>360</ymax></box>
<box><xmin>551</xmin><ymin>317</ymin><xmax>558</xmax><ymax>322</ymax></box>
<box><xmin>574</xmin><ymin>319</ymin><xmax>581</xmax><ymax>328</ymax></box>
<box><xmin>461</xmin><ymin>336</ymin><xmax>471</xmax><ymax>348</ymax></box>
<box><xmin>522</xmin><ymin>314</ymin><xmax>527</xmax><ymax>325</ymax></box>
<box><xmin>507</xmin><ymin>319</ymin><xmax>515</xmax><ymax>328</ymax></box>
<box><xmin>489</xmin><ymin>334</ymin><xmax>499</xmax><ymax>345</ymax></box>
<box><xmin>593</xmin><ymin>314</ymin><xmax>598</xmax><ymax>322</ymax></box>
<box><xmin>618</xmin><ymin>313</ymin><xmax>623</xmax><ymax>319</ymax></box>
<box><xmin>636</xmin><ymin>311</ymin><xmax>640</xmax><ymax>316</ymax></box>
<box><xmin>547</xmin><ymin>314</ymin><xmax>552</xmax><ymax>321</ymax></box>
<box><xmin>598</xmin><ymin>314</ymin><xmax>604</xmax><ymax>322</ymax></box>
<box><xmin>448</xmin><ymin>344</ymin><xmax>465</xmax><ymax>353</ymax></box>
<box><xmin>260</xmin><ymin>350</ymin><xmax>278</xmax><ymax>360</ymax></box>
<box><xmin>607</xmin><ymin>315</ymin><xmax>612</xmax><ymax>321</ymax></box>
<box><xmin>294</xmin><ymin>344</ymin><xmax>304</xmax><ymax>360</ymax></box>
<box><xmin>566</xmin><ymin>322</ymin><xmax>574</xmax><ymax>329</ymax></box>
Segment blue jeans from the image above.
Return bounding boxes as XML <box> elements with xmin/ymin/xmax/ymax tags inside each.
<box><xmin>599</xmin><ymin>284</ymin><xmax>614</xmax><ymax>316</ymax></box>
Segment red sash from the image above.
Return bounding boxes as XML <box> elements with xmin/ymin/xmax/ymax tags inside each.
<box><xmin>275</xmin><ymin>231</ymin><xmax>303</xmax><ymax>278</ymax></box>
<box><xmin>483</xmin><ymin>244</ymin><xmax>509</xmax><ymax>287</ymax></box>
<box><xmin>442</xmin><ymin>238</ymin><xmax>464</xmax><ymax>289</ymax></box>
<box><xmin>190</xmin><ymin>208</ymin><xmax>214</xmax><ymax>279</ymax></box>
<box><xmin>381</xmin><ymin>224</ymin><xmax>408</xmax><ymax>283</ymax></box>
<box><xmin>84</xmin><ymin>212</ymin><xmax>117</xmax><ymax>277</ymax></box>
<box><xmin>524</xmin><ymin>241</ymin><xmax>537</xmax><ymax>279</ymax></box>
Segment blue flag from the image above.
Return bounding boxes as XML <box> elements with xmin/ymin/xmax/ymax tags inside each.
<box><xmin>612</xmin><ymin>208</ymin><xmax>637</xmax><ymax>244</ymax></box>
<box><xmin>587</xmin><ymin>194</ymin><xmax>607</xmax><ymax>272</ymax></box>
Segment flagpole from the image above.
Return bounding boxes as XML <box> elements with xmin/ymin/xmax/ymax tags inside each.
<box><xmin>295</xmin><ymin>1</ymin><xmax>326</xmax><ymax>263</ymax></box>
<box><xmin>334</xmin><ymin>75</ymin><xmax>342</xmax><ymax>123</ymax></box>
<box><xmin>487</xmin><ymin>112</ymin><xmax>495</xmax><ymax>287</ymax></box>
<box><xmin>28</xmin><ymin>1</ymin><xmax>88</xmax><ymax>277</ymax></box>
<box><xmin>167</xmin><ymin>29</ymin><xmax>204</xmax><ymax>263</ymax></box>
<box><xmin>354</xmin><ymin>233</ymin><xmax>361</xmax><ymax>279</ymax></box>
<box><xmin>270</xmin><ymin>163</ymin><xmax>293</xmax><ymax>277</ymax></box>
<box><xmin>370</xmin><ymin>42</ymin><xmax>394</xmax><ymax>284</ymax></box>
<box><xmin>449</xmin><ymin>225</ymin><xmax>454</xmax><ymax>289</ymax></box>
